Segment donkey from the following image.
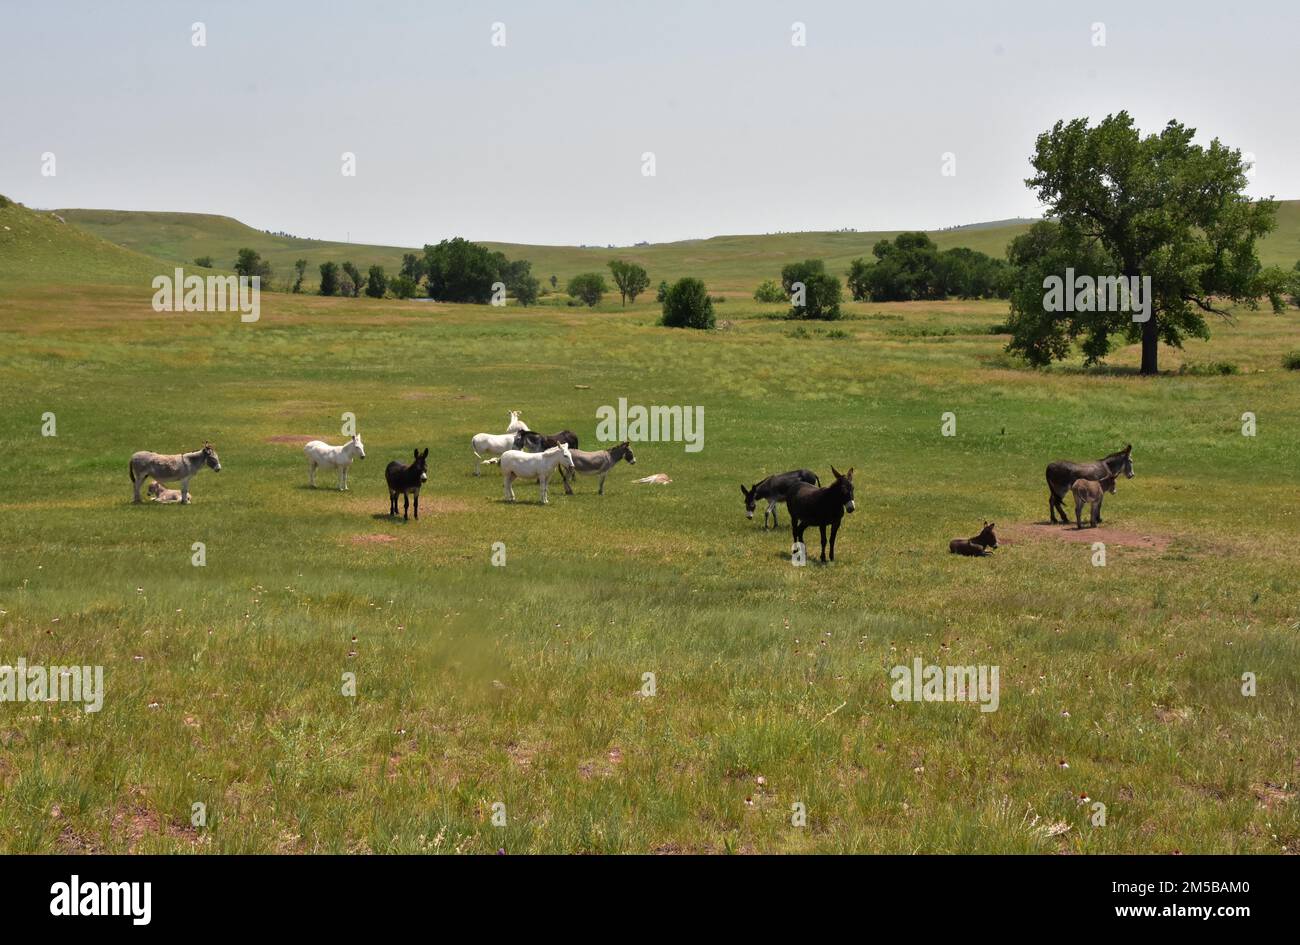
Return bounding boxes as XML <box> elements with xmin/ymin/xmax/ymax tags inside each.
<box><xmin>786</xmin><ymin>466</ymin><xmax>855</xmax><ymax>563</ymax></box>
<box><xmin>515</xmin><ymin>429</ymin><xmax>580</xmax><ymax>452</ymax></box>
<box><xmin>500</xmin><ymin>444</ymin><xmax>575</xmax><ymax>505</ymax></box>
<box><xmin>949</xmin><ymin>522</ymin><xmax>998</xmax><ymax>557</ymax></box>
<box><xmin>1070</xmin><ymin>475</ymin><xmax>1117</xmax><ymax>529</ymax></box>
<box><xmin>559</xmin><ymin>441</ymin><xmax>636</xmax><ymax>495</ymax></box>
<box><xmin>385</xmin><ymin>448</ymin><xmax>429</xmax><ymax>520</ymax></box>
<box><xmin>129</xmin><ymin>443</ymin><xmax>221</xmax><ymax>504</ymax></box>
<box><xmin>146</xmin><ymin>480</ymin><xmax>184</xmax><ymax>504</ymax></box>
<box><xmin>740</xmin><ymin>469</ymin><xmax>820</xmax><ymax>528</ymax></box>
<box><xmin>303</xmin><ymin>433</ymin><xmax>365</xmax><ymax>490</ymax></box>
<box><xmin>471</xmin><ymin>411</ymin><xmax>531</xmax><ymax>476</ymax></box>
<box><xmin>1046</xmin><ymin>444</ymin><xmax>1133</xmax><ymax>524</ymax></box>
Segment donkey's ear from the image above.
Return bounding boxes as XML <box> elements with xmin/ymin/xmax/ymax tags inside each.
<box><xmin>1123</xmin><ymin>443</ymin><xmax>1132</xmax><ymax>454</ymax></box>
<box><xmin>421</xmin><ymin>448</ymin><xmax>429</xmax><ymax>459</ymax></box>
<box><xmin>413</xmin><ymin>449</ymin><xmax>419</xmax><ymax>459</ymax></box>
<box><xmin>739</xmin><ymin>484</ymin><xmax>749</xmax><ymax>497</ymax></box>
<box><xmin>846</xmin><ymin>467</ymin><xmax>854</xmax><ymax>479</ymax></box>
<box><xmin>830</xmin><ymin>465</ymin><xmax>841</xmax><ymax>479</ymax></box>
<box><xmin>989</xmin><ymin>522</ymin><xmax>996</xmax><ymax>529</ymax></box>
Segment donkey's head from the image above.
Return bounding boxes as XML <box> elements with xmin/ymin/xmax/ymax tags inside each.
<box><xmin>350</xmin><ymin>433</ymin><xmax>366</xmax><ymax>459</ymax></box>
<box><xmin>515</xmin><ymin>430</ymin><xmax>543</xmax><ymax>451</ymax></box>
<box><xmin>829</xmin><ymin>466</ymin><xmax>855</xmax><ymax>513</ymax></box>
<box><xmin>975</xmin><ymin>521</ymin><xmax>998</xmax><ymax>548</ymax></box>
<box><xmin>557</xmin><ymin>443</ymin><xmax>575</xmax><ymax>469</ymax></box>
<box><xmin>617</xmin><ymin>441</ymin><xmax>636</xmax><ymax>466</ymax></box>
<box><xmin>740</xmin><ymin>483</ymin><xmax>758</xmax><ymax>518</ymax></box>
<box><xmin>1100</xmin><ymin>474</ymin><xmax>1118</xmax><ymax>495</ymax></box>
<box><xmin>412</xmin><ymin>447</ymin><xmax>429</xmax><ymax>482</ymax></box>
<box><xmin>201</xmin><ymin>442</ymin><xmax>221</xmax><ymax>472</ymax></box>
<box><xmin>1107</xmin><ymin>443</ymin><xmax>1134</xmax><ymax>479</ymax></box>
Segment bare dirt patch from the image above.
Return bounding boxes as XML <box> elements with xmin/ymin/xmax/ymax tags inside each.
<box><xmin>264</xmin><ymin>434</ymin><xmax>319</xmax><ymax>445</ymax></box>
<box><xmin>999</xmin><ymin>522</ymin><xmax>1172</xmax><ymax>551</ymax></box>
<box><xmin>350</xmin><ymin>533</ymin><xmax>397</xmax><ymax>545</ymax></box>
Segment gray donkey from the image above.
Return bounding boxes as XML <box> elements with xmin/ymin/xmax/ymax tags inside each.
<box><xmin>559</xmin><ymin>441</ymin><xmax>636</xmax><ymax>495</ymax></box>
<box><xmin>129</xmin><ymin>442</ymin><xmax>222</xmax><ymax>504</ymax></box>
<box><xmin>1045</xmin><ymin>444</ymin><xmax>1132</xmax><ymax>524</ymax></box>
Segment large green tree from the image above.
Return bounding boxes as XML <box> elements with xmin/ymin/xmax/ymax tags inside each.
<box><xmin>607</xmin><ymin>259</ymin><xmax>650</xmax><ymax>306</ymax></box>
<box><xmin>1019</xmin><ymin>111</ymin><xmax>1283</xmax><ymax>374</ymax></box>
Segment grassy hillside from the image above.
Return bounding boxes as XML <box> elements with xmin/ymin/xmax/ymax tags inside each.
<box><xmin>57</xmin><ymin>208</ymin><xmax>1041</xmax><ymax>295</ymax></box>
<box><xmin>0</xmin><ymin>198</ymin><xmax>168</xmax><ymax>286</ymax></box>
<box><xmin>58</xmin><ymin>201</ymin><xmax>1300</xmax><ymax>297</ymax></box>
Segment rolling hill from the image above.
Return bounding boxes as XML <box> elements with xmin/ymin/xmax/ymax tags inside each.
<box><xmin>0</xmin><ymin>198</ymin><xmax>168</xmax><ymax>285</ymax></box>
<box><xmin>36</xmin><ymin>199</ymin><xmax>1300</xmax><ymax>295</ymax></box>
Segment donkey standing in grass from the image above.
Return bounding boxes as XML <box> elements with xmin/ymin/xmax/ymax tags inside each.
<box><xmin>740</xmin><ymin>469</ymin><xmax>820</xmax><ymax>528</ymax></box>
<box><xmin>500</xmin><ymin>443</ymin><xmax>575</xmax><ymax>505</ymax></box>
<box><xmin>1070</xmin><ymin>475</ymin><xmax>1117</xmax><ymax>529</ymax></box>
<box><xmin>129</xmin><ymin>443</ymin><xmax>221</xmax><ymax>504</ymax></box>
<box><xmin>558</xmin><ymin>441</ymin><xmax>636</xmax><ymax>495</ymax></box>
<box><xmin>786</xmin><ymin>466</ymin><xmax>855</xmax><ymax>563</ymax></box>
<box><xmin>303</xmin><ymin>433</ymin><xmax>366</xmax><ymax>490</ymax></box>
<box><xmin>385</xmin><ymin>448</ymin><xmax>429</xmax><ymax>520</ymax></box>
<box><xmin>514</xmin><ymin>429</ymin><xmax>580</xmax><ymax>452</ymax></box>
<box><xmin>1046</xmin><ymin>444</ymin><xmax>1133</xmax><ymax>524</ymax></box>
<box><xmin>470</xmin><ymin>410</ymin><xmax>530</xmax><ymax>476</ymax></box>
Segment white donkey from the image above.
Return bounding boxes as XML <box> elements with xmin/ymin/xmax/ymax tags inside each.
<box><xmin>470</xmin><ymin>410</ymin><xmax>529</xmax><ymax>476</ymax></box>
<box><xmin>500</xmin><ymin>444</ymin><xmax>574</xmax><ymax>504</ymax></box>
<box><xmin>129</xmin><ymin>442</ymin><xmax>221</xmax><ymax>504</ymax></box>
<box><xmin>303</xmin><ymin>433</ymin><xmax>366</xmax><ymax>490</ymax></box>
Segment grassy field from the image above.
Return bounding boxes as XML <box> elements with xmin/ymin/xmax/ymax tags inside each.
<box><xmin>2</xmin><ymin>193</ymin><xmax>1300</xmax><ymax>853</ymax></box>
<box><xmin>50</xmin><ymin>201</ymin><xmax>1300</xmax><ymax>297</ymax></box>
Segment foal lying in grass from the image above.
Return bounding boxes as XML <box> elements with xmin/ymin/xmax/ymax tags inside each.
<box><xmin>949</xmin><ymin>522</ymin><xmax>998</xmax><ymax>557</ymax></box>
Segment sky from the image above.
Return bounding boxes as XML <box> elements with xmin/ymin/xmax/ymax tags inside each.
<box><xmin>2</xmin><ymin>0</ymin><xmax>1296</xmax><ymax>248</ymax></box>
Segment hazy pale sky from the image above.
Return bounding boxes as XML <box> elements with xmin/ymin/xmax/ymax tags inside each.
<box><xmin>2</xmin><ymin>0</ymin><xmax>1295</xmax><ymax>247</ymax></box>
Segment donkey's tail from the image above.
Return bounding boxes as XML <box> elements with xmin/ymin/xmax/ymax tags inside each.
<box><xmin>127</xmin><ymin>459</ymin><xmax>135</xmax><ymax>482</ymax></box>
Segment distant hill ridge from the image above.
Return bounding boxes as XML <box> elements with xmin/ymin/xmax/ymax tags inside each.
<box><xmin>5</xmin><ymin>199</ymin><xmax>1294</xmax><ymax>293</ymax></box>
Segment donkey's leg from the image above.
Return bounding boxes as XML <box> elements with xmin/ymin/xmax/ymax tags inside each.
<box><xmin>818</xmin><ymin>524</ymin><xmax>828</xmax><ymax>562</ymax></box>
<box><xmin>473</xmin><ymin>452</ymin><xmax>483</xmax><ymax>477</ymax></box>
<box><xmin>308</xmin><ymin>461</ymin><xmax>316</xmax><ymax>487</ymax></box>
<box><xmin>389</xmin><ymin>490</ymin><xmax>397</xmax><ymax>516</ymax></box>
<box><xmin>402</xmin><ymin>493</ymin><xmax>409</xmax><ymax>521</ymax></box>
<box><xmin>504</xmin><ymin>472</ymin><xmax>515</xmax><ymax>502</ymax></box>
<box><xmin>181</xmin><ymin>477</ymin><xmax>192</xmax><ymax>505</ymax></box>
<box><xmin>413</xmin><ymin>489</ymin><xmax>419</xmax><ymax>520</ymax></box>
<box><xmin>563</xmin><ymin>469</ymin><xmax>575</xmax><ymax>496</ymax></box>
<box><xmin>540</xmin><ymin>474</ymin><xmax>549</xmax><ymax>505</ymax></box>
<box><xmin>829</xmin><ymin>521</ymin><xmax>840</xmax><ymax>561</ymax></box>
<box><xmin>1095</xmin><ymin>496</ymin><xmax>1103</xmax><ymax>524</ymax></box>
<box><xmin>132</xmin><ymin>469</ymin><xmax>148</xmax><ymax>503</ymax></box>
<box><xmin>339</xmin><ymin>465</ymin><xmax>347</xmax><ymax>491</ymax></box>
<box><xmin>1049</xmin><ymin>488</ymin><xmax>1060</xmax><ymax>523</ymax></box>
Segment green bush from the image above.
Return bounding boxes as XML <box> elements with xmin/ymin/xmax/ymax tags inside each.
<box><xmin>1178</xmin><ymin>360</ymin><xmax>1239</xmax><ymax>376</ymax></box>
<box><xmin>753</xmin><ymin>279</ymin><xmax>786</xmax><ymax>303</ymax></box>
<box><xmin>566</xmin><ymin>272</ymin><xmax>607</xmax><ymax>307</ymax></box>
<box><xmin>1282</xmin><ymin>351</ymin><xmax>1300</xmax><ymax>370</ymax></box>
<box><xmin>660</xmin><ymin>277</ymin><xmax>715</xmax><ymax>329</ymax></box>
<box><xmin>390</xmin><ymin>274</ymin><xmax>418</xmax><ymax>299</ymax></box>
<box><xmin>781</xmin><ymin>259</ymin><xmax>841</xmax><ymax>320</ymax></box>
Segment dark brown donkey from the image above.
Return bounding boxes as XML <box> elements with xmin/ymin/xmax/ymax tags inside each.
<box><xmin>786</xmin><ymin>466</ymin><xmax>855</xmax><ymax>563</ymax></box>
<box><xmin>514</xmin><ymin>429</ymin><xmax>579</xmax><ymax>452</ymax></box>
<box><xmin>385</xmin><ymin>448</ymin><xmax>429</xmax><ymax>520</ymax></box>
<box><xmin>949</xmin><ymin>522</ymin><xmax>998</xmax><ymax>557</ymax></box>
<box><xmin>1046</xmin><ymin>444</ymin><xmax>1133</xmax><ymax>524</ymax></box>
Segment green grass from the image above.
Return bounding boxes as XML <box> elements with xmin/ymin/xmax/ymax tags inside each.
<box><xmin>53</xmin><ymin>201</ymin><xmax>1300</xmax><ymax>299</ymax></box>
<box><xmin>1</xmin><ymin>267</ymin><xmax>1298</xmax><ymax>853</ymax></box>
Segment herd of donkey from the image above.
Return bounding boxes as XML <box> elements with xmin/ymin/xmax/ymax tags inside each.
<box><xmin>126</xmin><ymin>410</ymin><xmax>1136</xmax><ymax>563</ymax></box>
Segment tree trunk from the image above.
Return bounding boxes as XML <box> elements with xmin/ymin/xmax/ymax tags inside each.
<box><xmin>1140</xmin><ymin>312</ymin><xmax>1159</xmax><ymax>375</ymax></box>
